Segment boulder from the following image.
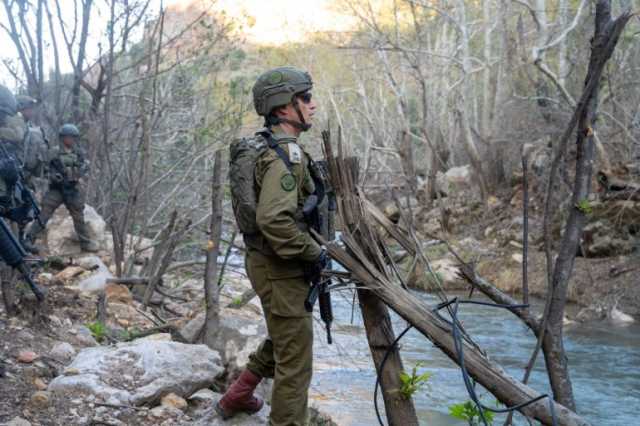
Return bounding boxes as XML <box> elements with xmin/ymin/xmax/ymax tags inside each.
<box><xmin>48</xmin><ymin>340</ymin><xmax>222</xmax><ymax>406</ymax></box>
<box><xmin>29</xmin><ymin>391</ymin><xmax>51</xmax><ymax>408</ymax></box>
<box><xmin>407</xmin><ymin>258</ymin><xmax>465</xmax><ymax>291</ymax></box>
<box><xmin>33</xmin><ymin>378</ymin><xmax>48</xmax><ymax>390</ymax></box>
<box><xmin>582</xmin><ymin>220</ymin><xmax>633</xmax><ymax>257</ymax></box>
<box><xmin>53</xmin><ymin>266</ymin><xmax>86</xmax><ymax>285</ymax></box>
<box><xmin>76</xmin><ymin>257</ymin><xmax>113</xmax><ymax>294</ymax></box>
<box><xmin>188</xmin><ymin>392</ymin><xmax>269</xmax><ymax>426</ymax></box>
<box><xmin>50</xmin><ymin>342</ymin><xmax>77</xmax><ymax>362</ymax></box>
<box><xmin>72</xmin><ymin>325</ymin><xmax>99</xmax><ymax>347</ymax></box>
<box><xmin>46</xmin><ymin>204</ymin><xmax>107</xmax><ymax>254</ymax></box>
<box><xmin>161</xmin><ymin>392</ymin><xmax>188</xmax><ymax>410</ymax></box>
<box><xmin>188</xmin><ymin>388</ymin><xmax>217</xmax><ymax>406</ymax></box>
<box><xmin>6</xmin><ymin>417</ymin><xmax>32</xmax><ymax>426</ymax></box>
<box><xmin>17</xmin><ymin>350</ymin><xmax>38</xmax><ymax>363</ymax></box>
<box><xmin>610</xmin><ymin>307</ymin><xmax>635</xmax><ymax>324</ymax></box>
<box><xmin>105</xmin><ymin>283</ymin><xmax>133</xmax><ymax>304</ymax></box>
<box><xmin>180</xmin><ymin>307</ymin><xmax>265</xmax><ymax>376</ymax></box>
<box><xmin>436</xmin><ymin>165</ymin><xmax>472</xmax><ymax>195</ymax></box>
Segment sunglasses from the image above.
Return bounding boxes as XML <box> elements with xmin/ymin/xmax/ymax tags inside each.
<box><xmin>297</xmin><ymin>92</ymin><xmax>313</xmax><ymax>104</ymax></box>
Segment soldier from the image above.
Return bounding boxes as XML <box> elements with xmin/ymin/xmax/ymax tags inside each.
<box><xmin>218</xmin><ymin>67</ymin><xmax>329</xmax><ymax>425</ymax></box>
<box><xmin>26</xmin><ymin>124</ymin><xmax>98</xmax><ymax>253</ymax></box>
<box><xmin>16</xmin><ymin>95</ymin><xmax>48</xmax><ymax>193</ymax></box>
<box><xmin>0</xmin><ymin>84</ymin><xmax>23</xmax><ymax>314</ymax></box>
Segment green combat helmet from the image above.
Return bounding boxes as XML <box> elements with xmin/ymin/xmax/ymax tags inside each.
<box><xmin>0</xmin><ymin>85</ymin><xmax>17</xmax><ymax>117</ymax></box>
<box><xmin>59</xmin><ymin>123</ymin><xmax>80</xmax><ymax>138</ymax></box>
<box><xmin>16</xmin><ymin>95</ymin><xmax>38</xmax><ymax>112</ymax></box>
<box><xmin>252</xmin><ymin>66</ymin><xmax>313</xmax><ymax>130</ymax></box>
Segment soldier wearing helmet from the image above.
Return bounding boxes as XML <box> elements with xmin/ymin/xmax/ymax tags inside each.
<box><xmin>26</xmin><ymin>123</ymin><xmax>98</xmax><ymax>252</ymax></box>
<box><xmin>218</xmin><ymin>67</ymin><xmax>327</xmax><ymax>424</ymax></box>
<box><xmin>16</xmin><ymin>95</ymin><xmax>48</xmax><ymax>193</ymax></box>
<box><xmin>0</xmin><ymin>85</ymin><xmax>25</xmax><ymax>314</ymax></box>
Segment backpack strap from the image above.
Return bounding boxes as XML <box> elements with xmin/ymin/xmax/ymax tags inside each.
<box><xmin>258</xmin><ymin>130</ymin><xmax>294</xmax><ymax>173</ymax></box>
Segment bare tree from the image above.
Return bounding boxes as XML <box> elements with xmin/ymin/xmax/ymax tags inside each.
<box><xmin>203</xmin><ymin>149</ymin><xmax>224</xmax><ymax>349</ymax></box>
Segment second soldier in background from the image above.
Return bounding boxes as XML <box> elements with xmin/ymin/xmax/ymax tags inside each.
<box><xmin>26</xmin><ymin>124</ymin><xmax>98</xmax><ymax>252</ymax></box>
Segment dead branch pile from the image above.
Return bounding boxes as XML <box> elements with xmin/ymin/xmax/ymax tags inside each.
<box><xmin>319</xmin><ymin>135</ymin><xmax>591</xmax><ymax>426</ymax></box>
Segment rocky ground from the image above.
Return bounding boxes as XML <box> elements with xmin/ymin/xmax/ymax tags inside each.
<box><xmin>0</xmin><ymin>207</ymin><xmax>335</xmax><ymax>426</ymax></box>
<box><xmin>396</xmin><ymin>163</ymin><xmax>639</xmax><ymax>323</ymax></box>
<box><xmin>1</xmin><ymin>164</ymin><xmax>638</xmax><ymax>426</ymax></box>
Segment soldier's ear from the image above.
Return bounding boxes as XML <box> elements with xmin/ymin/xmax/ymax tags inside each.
<box><xmin>272</xmin><ymin>106</ymin><xmax>287</xmax><ymax>118</ymax></box>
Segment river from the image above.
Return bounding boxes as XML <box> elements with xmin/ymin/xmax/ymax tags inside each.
<box><xmin>309</xmin><ymin>290</ymin><xmax>640</xmax><ymax>426</ymax></box>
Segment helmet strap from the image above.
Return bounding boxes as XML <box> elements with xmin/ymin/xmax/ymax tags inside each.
<box><xmin>266</xmin><ymin>98</ymin><xmax>311</xmax><ymax>132</ymax></box>
<box><xmin>291</xmin><ymin>98</ymin><xmax>311</xmax><ymax>131</ymax></box>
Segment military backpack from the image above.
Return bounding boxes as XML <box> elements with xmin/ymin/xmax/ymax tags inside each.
<box><xmin>229</xmin><ymin>130</ymin><xmax>294</xmax><ymax>235</ymax></box>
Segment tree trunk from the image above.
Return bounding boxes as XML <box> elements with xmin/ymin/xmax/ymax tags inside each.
<box><xmin>203</xmin><ymin>149</ymin><xmax>224</xmax><ymax>349</ymax></box>
<box><xmin>323</xmin><ymin>130</ymin><xmax>418</xmax><ymax>426</ymax></box>
<box><xmin>358</xmin><ymin>288</ymin><xmax>419</xmax><ymax>426</ymax></box>
<box><xmin>456</xmin><ymin>105</ymin><xmax>489</xmax><ymax>202</ymax></box>
<box><xmin>456</xmin><ymin>0</ymin><xmax>489</xmax><ymax>202</ymax></box>
<box><xmin>541</xmin><ymin>1</ymin><xmax>632</xmax><ymax>409</ymax></box>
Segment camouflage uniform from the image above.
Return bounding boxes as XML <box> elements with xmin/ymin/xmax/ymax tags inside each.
<box><xmin>27</xmin><ymin>125</ymin><xmax>95</xmax><ymax>251</ymax></box>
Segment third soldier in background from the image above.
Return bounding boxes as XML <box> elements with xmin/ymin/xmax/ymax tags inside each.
<box><xmin>16</xmin><ymin>95</ymin><xmax>49</xmax><ymax>196</ymax></box>
<box><xmin>26</xmin><ymin>124</ymin><xmax>98</xmax><ymax>253</ymax></box>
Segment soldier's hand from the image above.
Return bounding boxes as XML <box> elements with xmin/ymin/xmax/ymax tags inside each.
<box><xmin>52</xmin><ymin>172</ymin><xmax>63</xmax><ymax>183</ymax></box>
<box><xmin>304</xmin><ymin>249</ymin><xmax>329</xmax><ymax>283</ymax></box>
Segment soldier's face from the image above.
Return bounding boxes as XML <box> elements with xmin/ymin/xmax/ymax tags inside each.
<box><xmin>62</xmin><ymin>136</ymin><xmax>75</xmax><ymax>148</ymax></box>
<box><xmin>295</xmin><ymin>91</ymin><xmax>316</xmax><ymax>124</ymax></box>
<box><xmin>21</xmin><ymin>107</ymin><xmax>35</xmax><ymax>120</ymax></box>
<box><xmin>278</xmin><ymin>92</ymin><xmax>316</xmax><ymax>127</ymax></box>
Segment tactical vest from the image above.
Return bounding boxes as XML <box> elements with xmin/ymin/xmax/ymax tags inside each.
<box><xmin>51</xmin><ymin>146</ymin><xmax>86</xmax><ymax>184</ymax></box>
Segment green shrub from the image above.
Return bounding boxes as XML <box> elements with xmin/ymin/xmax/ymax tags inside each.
<box><xmin>399</xmin><ymin>362</ymin><xmax>431</xmax><ymax>399</ymax></box>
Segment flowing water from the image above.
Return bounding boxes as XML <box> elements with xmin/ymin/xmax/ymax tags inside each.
<box><xmin>309</xmin><ymin>290</ymin><xmax>640</xmax><ymax>426</ymax></box>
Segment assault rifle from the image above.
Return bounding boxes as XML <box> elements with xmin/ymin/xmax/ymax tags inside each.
<box><xmin>0</xmin><ymin>216</ymin><xmax>45</xmax><ymax>301</ymax></box>
<box><xmin>303</xmin><ymin>194</ymin><xmax>333</xmax><ymax>344</ymax></box>
<box><xmin>302</xmin><ymin>160</ymin><xmax>336</xmax><ymax>344</ymax></box>
<box><xmin>49</xmin><ymin>157</ymin><xmax>75</xmax><ymax>195</ymax></box>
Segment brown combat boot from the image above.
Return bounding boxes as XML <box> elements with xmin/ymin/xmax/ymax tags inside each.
<box><xmin>215</xmin><ymin>369</ymin><xmax>264</xmax><ymax>420</ymax></box>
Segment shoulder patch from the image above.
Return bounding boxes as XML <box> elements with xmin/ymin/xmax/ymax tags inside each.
<box><xmin>281</xmin><ymin>173</ymin><xmax>296</xmax><ymax>191</ymax></box>
<box><xmin>288</xmin><ymin>143</ymin><xmax>302</xmax><ymax>164</ymax></box>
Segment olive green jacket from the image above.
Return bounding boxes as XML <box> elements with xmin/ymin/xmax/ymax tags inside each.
<box><xmin>254</xmin><ymin>128</ymin><xmax>322</xmax><ymax>263</ymax></box>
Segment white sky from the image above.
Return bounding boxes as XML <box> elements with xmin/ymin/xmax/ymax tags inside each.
<box><xmin>169</xmin><ymin>0</ymin><xmax>355</xmax><ymax>44</ymax></box>
<box><xmin>0</xmin><ymin>0</ymin><xmax>354</xmax><ymax>88</ymax></box>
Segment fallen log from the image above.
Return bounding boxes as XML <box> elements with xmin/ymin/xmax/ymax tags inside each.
<box><xmin>317</xmin><ymin>230</ymin><xmax>589</xmax><ymax>426</ymax></box>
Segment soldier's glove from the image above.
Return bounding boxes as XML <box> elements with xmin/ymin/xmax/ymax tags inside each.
<box><xmin>304</xmin><ymin>249</ymin><xmax>330</xmax><ymax>284</ymax></box>
<box><xmin>51</xmin><ymin>172</ymin><xmax>64</xmax><ymax>184</ymax></box>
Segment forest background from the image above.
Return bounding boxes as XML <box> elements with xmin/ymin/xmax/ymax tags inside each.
<box><xmin>1</xmin><ymin>1</ymin><xmax>639</xmax><ymax>424</ymax></box>
<box><xmin>1</xmin><ymin>0</ymin><xmax>638</xmax><ymax>268</ymax></box>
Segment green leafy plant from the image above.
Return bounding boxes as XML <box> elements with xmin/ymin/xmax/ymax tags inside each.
<box><xmin>575</xmin><ymin>199</ymin><xmax>593</xmax><ymax>215</ymax></box>
<box><xmin>449</xmin><ymin>400</ymin><xmax>495</xmax><ymax>426</ymax></box>
<box><xmin>399</xmin><ymin>362</ymin><xmax>431</xmax><ymax>399</ymax></box>
<box><xmin>232</xmin><ymin>296</ymin><xmax>243</xmax><ymax>306</ymax></box>
<box><xmin>86</xmin><ymin>321</ymin><xmax>108</xmax><ymax>343</ymax></box>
